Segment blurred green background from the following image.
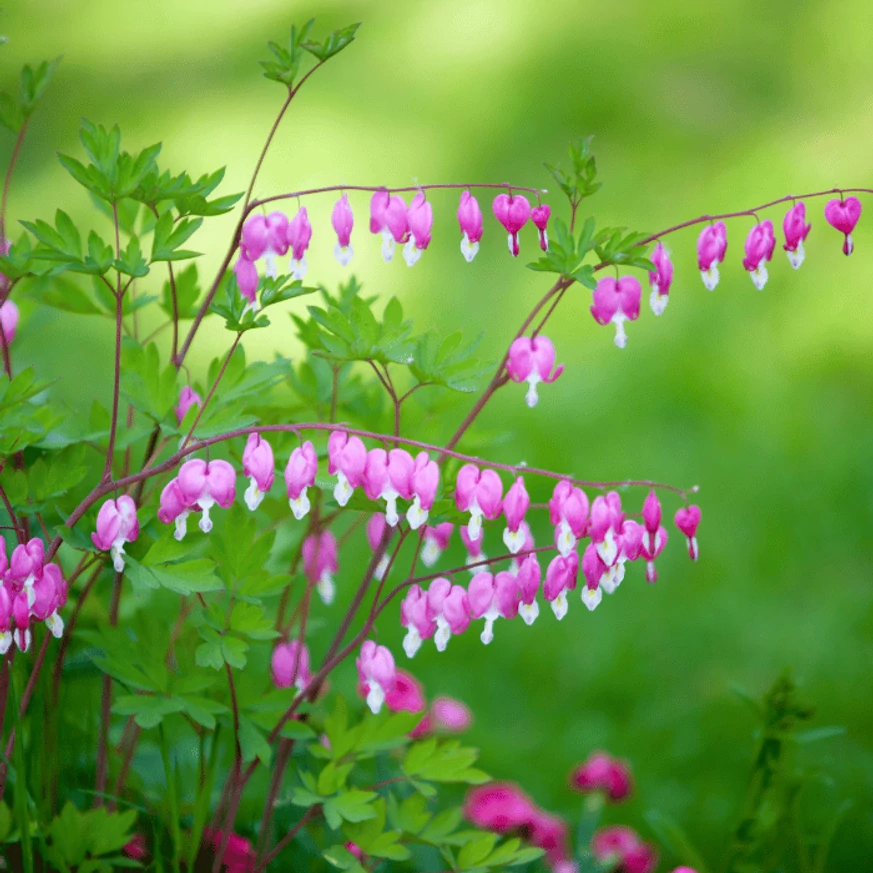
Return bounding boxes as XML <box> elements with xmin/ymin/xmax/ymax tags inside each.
<box><xmin>3</xmin><ymin>0</ymin><xmax>873</xmax><ymax>869</ymax></box>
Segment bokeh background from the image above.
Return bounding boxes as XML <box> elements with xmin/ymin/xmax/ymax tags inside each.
<box><xmin>3</xmin><ymin>0</ymin><xmax>873</xmax><ymax>869</ymax></box>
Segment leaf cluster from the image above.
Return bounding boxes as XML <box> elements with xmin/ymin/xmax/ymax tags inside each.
<box><xmin>261</xmin><ymin>19</ymin><xmax>361</xmax><ymax>87</ymax></box>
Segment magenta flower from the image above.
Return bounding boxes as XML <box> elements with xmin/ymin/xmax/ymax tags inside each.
<box><xmin>543</xmin><ymin>552</ymin><xmax>579</xmax><ymax>620</ymax></box>
<box><xmin>303</xmin><ymin>530</ymin><xmax>339</xmax><ymax>605</ymax></box>
<box><xmin>242</xmin><ymin>433</ymin><xmax>275</xmax><ymax>511</ymax></box>
<box><xmin>506</xmin><ymin>336</ymin><xmax>564</xmax><ymax>408</ymax></box>
<box><xmin>421</xmin><ymin>522</ymin><xmax>453</xmax><ymax>568</ymax></box>
<box><xmin>742</xmin><ymin>220</ymin><xmax>776</xmax><ymax>290</ymax></box>
<box><xmin>592</xmin><ymin>826</ymin><xmax>657</xmax><ymax>873</ymax></box>
<box><xmin>0</xmin><ymin>300</ymin><xmax>19</xmax><ymax>346</ymax></box>
<box><xmin>158</xmin><ymin>478</ymin><xmax>191</xmax><ymax>541</ymax></box>
<box><xmin>30</xmin><ymin>563</ymin><xmax>66</xmax><ymax>644</ymax></box>
<box><xmin>675</xmin><ymin>504</ymin><xmax>702</xmax><ymax>560</ymax></box>
<box><xmin>177</xmin><ymin>458</ymin><xmax>236</xmax><ymax>534</ymax></box>
<box><xmin>285</xmin><ymin>440</ymin><xmax>318</xmax><ymax>520</ymax></box>
<box><xmin>697</xmin><ymin>221</ymin><xmax>728</xmax><ymax>290</ymax></box>
<box><xmin>271</xmin><ymin>640</ymin><xmax>312</xmax><ymax>691</ymax></box>
<box><xmin>242</xmin><ymin>212</ymin><xmax>289</xmax><ymax>279</ymax></box>
<box><xmin>463</xmin><ymin>783</ymin><xmax>537</xmax><ymax>833</ymax></box>
<box><xmin>549</xmin><ymin>480</ymin><xmax>589</xmax><ymax>558</ymax></box>
<box><xmin>516</xmin><ymin>552</ymin><xmax>542</xmax><ymax>626</ymax></box>
<box><xmin>528</xmin><ymin>810</ymin><xmax>571</xmax><ymax>867</ymax></box>
<box><xmin>366</xmin><ymin>512</ymin><xmax>394</xmax><ymax>581</ymax></box>
<box><xmin>455</xmin><ymin>464</ymin><xmax>503</xmax><ymax>541</ymax></box>
<box><xmin>91</xmin><ymin>495</ymin><xmax>140</xmax><ymax>572</ymax></box>
<box><xmin>468</xmin><ymin>571</ymin><xmax>520</xmax><ymax>645</ymax></box>
<box><xmin>233</xmin><ymin>255</ymin><xmax>259</xmax><ymax>307</ymax></box>
<box><xmin>122</xmin><ymin>834</ymin><xmax>148</xmax><ymax>861</ymax></box>
<box><xmin>332</xmin><ymin>193</ymin><xmax>355</xmax><ymax>266</ymax></box>
<box><xmin>174</xmin><ymin>386</ymin><xmax>202</xmax><ymax>426</ymax></box>
<box><xmin>433</xmin><ymin>697</ymin><xmax>472</xmax><ymax>732</ymax></box>
<box><xmin>356</xmin><ymin>640</ymin><xmax>397</xmax><ymax>714</ymax></box>
<box><xmin>460</xmin><ymin>524</ymin><xmax>486</xmax><ymax>569</ymax></box>
<box><xmin>384</xmin><ymin>668</ymin><xmax>426</xmax><ymax>713</ymax></box>
<box><xmin>508</xmin><ymin>520</ymin><xmax>535</xmax><ymax>575</ymax></box>
<box><xmin>364</xmin><ymin>448</ymin><xmax>414</xmax><ymax>526</ymax></box>
<box><xmin>502</xmin><ymin>477</ymin><xmax>530</xmax><ymax>554</ymax></box>
<box><xmin>426</xmin><ymin>577</ymin><xmax>471</xmax><ymax>652</ymax></box>
<box><xmin>581</xmin><ymin>542</ymin><xmax>606</xmax><ymax>611</ymax></box>
<box><xmin>825</xmin><ymin>196</ymin><xmax>862</xmax><ymax>255</ymax></box>
<box><xmin>0</xmin><ymin>586</ymin><xmax>11</xmax><ymax>655</ymax></box>
<box><xmin>457</xmin><ymin>190</ymin><xmax>484</xmax><ymax>262</ymax></box>
<box><xmin>640</xmin><ymin>496</ymin><xmax>668</xmax><ymax>583</ymax></box>
<box><xmin>588</xmin><ymin>492</ymin><xmax>626</xmax><ymax>593</ymax></box>
<box><xmin>407</xmin><ymin>452</ymin><xmax>439</xmax><ymax>530</ymax></box>
<box><xmin>492</xmin><ymin>193</ymin><xmax>531</xmax><ymax>257</ymax></box>
<box><xmin>570</xmin><ymin>751</ymin><xmax>634</xmax><ymax>802</ymax></box>
<box><xmin>327</xmin><ymin>431</ymin><xmax>367</xmax><ymax>507</ymax></box>
<box><xmin>400</xmin><ymin>583</ymin><xmax>436</xmax><ymax>658</ymax></box>
<box><xmin>370</xmin><ymin>190</ymin><xmax>410</xmax><ymax>263</ymax></box>
<box><xmin>782</xmin><ymin>201</ymin><xmax>811</xmax><ymax>269</ymax></box>
<box><xmin>591</xmin><ymin>277</ymin><xmax>641</xmax><ymax>349</ymax></box>
<box><xmin>531</xmin><ymin>203</ymin><xmax>551</xmax><ymax>251</ymax></box>
<box><xmin>203</xmin><ymin>828</ymin><xmax>257</xmax><ymax>873</ymax></box>
<box><xmin>404</xmin><ymin>192</ymin><xmax>433</xmax><ymax>267</ymax></box>
<box><xmin>648</xmin><ymin>242</ymin><xmax>673</xmax><ymax>316</ymax></box>
<box><xmin>286</xmin><ymin>206</ymin><xmax>313</xmax><ymax>280</ymax></box>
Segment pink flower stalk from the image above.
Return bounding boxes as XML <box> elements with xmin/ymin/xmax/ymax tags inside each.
<box><xmin>463</xmin><ymin>783</ymin><xmax>537</xmax><ymax>833</ymax></box>
<box><xmin>468</xmin><ymin>571</ymin><xmax>520</xmax><ymax>645</ymax></box>
<box><xmin>233</xmin><ymin>255</ymin><xmax>259</xmax><ymax>307</ymax></box>
<box><xmin>426</xmin><ymin>577</ymin><xmax>471</xmax><ymax>651</ymax></box>
<box><xmin>286</xmin><ymin>206</ymin><xmax>313</xmax><ymax>280</ymax></box>
<box><xmin>506</xmin><ymin>336</ymin><xmax>564</xmax><ymax>408</ymax></box>
<box><xmin>271</xmin><ymin>640</ymin><xmax>312</xmax><ymax>691</ymax></box>
<box><xmin>457</xmin><ymin>190</ymin><xmax>484</xmax><ymax>262</ymax></box>
<box><xmin>400</xmin><ymin>583</ymin><xmax>436</xmax><ymax>658</ymax></box>
<box><xmin>570</xmin><ymin>751</ymin><xmax>634</xmax><ymax>802</ymax></box>
<box><xmin>204</xmin><ymin>828</ymin><xmax>256</xmax><ymax>873</ymax></box>
<box><xmin>356</xmin><ymin>640</ymin><xmax>397</xmax><ymax>714</ymax></box>
<box><xmin>285</xmin><ymin>440</ymin><xmax>318</xmax><ymax>520</ymax></box>
<box><xmin>175</xmin><ymin>385</ymin><xmax>202</xmax><ymax>426</ymax></box>
<box><xmin>591</xmin><ymin>826</ymin><xmax>657</xmax><ymax>873</ymax></box>
<box><xmin>549</xmin><ymin>480</ymin><xmax>589</xmax><ymax>558</ymax></box>
<box><xmin>543</xmin><ymin>552</ymin><xmax>579</xmax><ymax>620</ymax></box>
<box><xmin>531</xmin><ymin>203</ymin><xmax>551</xmax><ymax>251</ymax></box>
<box><xmin>528</xmin><ymin>810</ymin><xmax>571</xmax><ymax>867</ymax></box>
<box><xmin>407</xmin><ymin>452</ymin><xmax>439</xmax><ymax>530</ymax></box>
<box><xmin>591</xmin><ymin>277</ymin><xmax>641</xmax><ymax>349</ymax></box>
<box><xmin>697</xmin><ymin>221</ymin><xmax>728</xmax><ymax>290</ymax></box>
<box><xmin>158</xmin><ymin>478</ymin><xmax>191</xmax><ymax>541</ymax></box>
<box><xmin>675</xmin><ymin>505</ymin><xmax>702</xmax><ymax>561</ymax></box>
<box><xmin>432</xmin><ymin>696</ymin><xmax>472</xmax><ymax>731</ymax></box>
<box><xmin>384</xmin><ymin>668</ymin><xmax>426</xmax><ymax>713</ymax></box>
<box><xmin>648</xmin><ymin>242</ymin><xmax>673</xmax><ymax>316</ymax></box>
<box><xmin>404</xmin><ymin>192</ymin><xmax>433</xmax><ymax>267</ymax></box>
<box><xmin>91</xmin><ymin>495</ymin><xmax>140</xmax><ymax>572</ymax></box>
<box><xmin>492</xmin><ymin>193</ymin><xmax>531</xmax><ymax>257</ymax></box>
<box><xmin>370</xmin><ymin>190</ymin><xmax>409</xmax><ymax>262</ymax></box>
<box><xmin>460</xmin><ymin>524</ymin><xmax>486</xmax><ymax>570</ymax></box>
<box><xmin>242</xmin><ymin>433</ymin><xmax>275</xmax><ymax>511</ymax></box>
<box><xmin>516</xmin><ymin>552</ymin><xmax>542</xmax><ymax>626</ymax></box>
<box><xmin>303</xmin><ymin>531</ymin><xmax>339</xmax><ymax>605</ymax></box>
<box><xmin>502</xmin><ymin>477</ymin><xmax>530</xmax><ymax>553</ymax></box>
<box><xmin>332</xmin><ymin>193</ymin><xmax>355</xmax><ymax>266</ymax></box>
<box><xmin>364</xmin><ymin>448</ymin><xmax>414</xmax><ymax>527</ymax></box>
<box><xmin>421</xmin><ymin>522</ymin><xmax>453</xmax><ymax>568</ymax></box>
<box><xmin>825</xmin><ymin>196</ymin><xmax>862</xmax><ymax>255</ymax></box>
<box><xmin>366</xmin><ymin>512</ymin><xmax>393</xmax><ymax>580</ymax></box>
<box><xmin>0</xmin><ymin>300</ymin><xmax>19</xmax><ymax>346</ymax></box>
<box><xmin>455</xmin><ymin>464</ymin><xmax>504</xmax><ymax>541</ymax></box>
<box><xmin>742</xmin><ymin>219</ymin><xmax>776</xmax><ymax>290</ymax></box>
<box><xmin>177</xmin><ymin>458</ymin><xmax>237</xmax><ymax>534</ymax></box>
<box><xmin>327</xmin><ymin>431</ymin><xmax>367</xmax><ymax>507</ymax></box>
<box><xmin>242</xmin><ymin>212</ymin><xmax>289</xmax><ymax>279</ymax></box>
<box><xmin>581</xmin><ymin>542</ymin><xmax>606</xmax><ymax>611</ymax></box>
<box><xmin>782</xmin><ymin>201</ymin><xmax>811</xmax><ymax>269</ymax></box>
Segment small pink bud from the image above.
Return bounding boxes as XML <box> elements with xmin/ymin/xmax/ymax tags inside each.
<box><xmin>742</xmin><ymin>220</ymin><xmax>776</xmax><ymax>290</ymax></box>
<box><xmin>591</xmin><ymin>277</ymin><xmax>641</xmax><ymax>349</ymax></box>
<box><xmin>92</xmin><ymin>496</ymin><xmax>139</xmax><ymax>572</ymax></box>
<box><xmin>825</xmin><ymin>196</ymin><xmax>862</xmax><ymax>255</ymax></box>
<box><xmin>431</xmin><ymin>696</ymin><xmax>472</xmax><ymax>731</ymax></box>
<box><xmin>175</xmin><ymin>386</ymin><xmax>202</xmax><ymax>425</ymax></box>
<box><xmin>233</xmin><ymin>255</ymin><xmax>259</xmax><ymax>306</ymax></box>
<box><xmin>0</xmin><ymin>300</ymin><xmax>19</xmax><ymax>346</ymax></box>
<box><xmin>697</xmin><ymin>221</ymin><xmax>728</xmax><ymax>290</ymax></box>
<box><xmin>241</xmin><ymin>214</ymin><xmax>269</xmax><ymax>261</ymax></box>
<box><xmin>570</xmin><ymin>751</ymin><xmax>634</xmax><ymax>802</ymax></box>
<box><xmin>286</xmin><ymin>207</ymin><xmax>312</xmax><ymax>280</ymax></box>
<box><xmin>675</xmin><ymin>505</ymin><xmax>701</xmax><ymax>560</ymax></box>
<box><xmin>648</xmin><ymin>242</ymin><xmax>673</xmax><ymax>316</ymax></box>
<box><xmin>356</xmin><ymin>639</ymin><xmax>397</xmax><ymax>714</ymax></box>
<box><xmin>463</xmin><ymin>783</ymin><xmax>537</xmax><ymax>833</ymax></box>
<box><xmin>506</xmin><ymin>336</ymin><xmax>564</xmax><ymax>407</ymax></box>
<box><xmin>642</xmin><ymin>490</ymin><xmax>661</xmax><ymax>533</ymax></box>
<box><xmin>242</xmin><ymin>433</ymin><xmax>275</xmax><ymax>510</ymax></box>
<box><xmin>123</xmin><ymin>834</ymin><xmax>148</xmax><ymax>861</ymax></box>
<box><xmin>285</xmin><ymin>440</ymin><xmax>318</xmax><ymax>520</ymax></box>
<box><xmin>457</xmin><ymin>190</ymin><xmax>484</xmax><ymax>262</ymax></box>
<box><xmin>271</xmin><ymin>640</ymin><xmax>312</xmax><ymax>690</ymax></box>
<box><xmin>384</xmin><ymin>668</ymin><xmax>426</xmax><ymax>713</ymax></box>
<box><xmin>332</xmin><ymin>193</ymin><xmax>355</xmax><ymax>265</ymax></box>
<box><xmin>592</xmin><ymin>827</ymin><xmax>657</xmax><ymax>873</ymax></box>
<box><xmin>531</xmin><ymin>203</ymin><xmax>551</xmax><ymax>251</ymax></box>
<box><xmin>492</xmin><ymin>193</ymin><xmax>531</xmax><ymax>257</ymax></box>
<box><xmin>303</xmin><ymin>531</ymin><xmax>339</xmax><ymax>605</ymax></box>
<box><xmin>782</xmin><ymin>201</ymin><xmax>811</xmax><ymax>269</ymax></box>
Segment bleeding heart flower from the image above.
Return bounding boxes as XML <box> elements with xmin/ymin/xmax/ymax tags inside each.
<box><xmin>332</xmin><ymin>193</ymin><xmax>355</xmax><ymax>266</ymax></box>
<box><xmin>824</xmin><ymin>196</ymin><xmax>862</xmax><ymax>255</ymax></box>
<box><xmin>492</xmin><ymin>193</ymin><xmax>531</xmax><ymax>257</ymax></box>
<box><xmin>782</xmin><ymin>201</ymin><xmax>811</xmax><ymax>269</ymax></box>
<box><xmin>697</xmin><ymin>221</ymin><xmax>728</xmax><ymax>290</ymax></box>
<box><xmin>506</xmin><ymin>336</ymin><xmax>564</xmax><ymax>408</ymax></box>
<box><xmin>457</xmin><ymin>190</ymin><xmax>484</xmax><ymax>262</ymax></box>
<box><xmin>591</xmin><ymin>277</ymin><xmax>641</xmax><ymax>349</ymax></box>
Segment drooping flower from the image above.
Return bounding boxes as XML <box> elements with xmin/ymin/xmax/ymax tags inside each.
<box><xmin>286</xmin><ymin>206</ymin><xmax>313</xmax><ymax>280</ymax></box>
<box><xmin>271</xmin><ymin>640</ymin><xmax>312</xmax><ymax>691</ymax></box>
<box><xmin>460</xmin><ymin>525</ymin><xmax>486</xmax><ymax>571</ymax></box>
<box><xmin>432</xmin><ymin>697</ymin><xmax>472</xmax><ymax>731</ymax></box>
<box><xmin>591</xmin><ymin>277</ymin><xmax>641</xmax><ymax>349</ymax></box>
<box><xmin>675</xmin><ymin>505</ymin><xmax>702</xmax><ymax>560</ymax></box>
<box><xmin>203</xmin><ymin>828</ymin><xmax>257</xmax><ymax>873</ymax></box>
<box><xmin>0</xmin><ymin>587</ymin><xmax>12</xmax><ymax>655</ymax></box>
<box><xmin>742</xmin><ymin>220</ymin><xmax>776</xmax><ymax>290</ymax></box>
<box><xmin>233</xmin><ymin>255</ymin><xmax>259</xmax><ymax>307</ymax></box>
<box><xmin>332</xmin><ymin>193</ymin><xmax>355</xmax><ymax>266</ymax></box>
<box><xmin>463</xmin><ymin>783</ymin><xmax>537</xmax><ymax>833</ymax></box>
<box><xmin>384</xmin><ymin>669</ymin><xmax>426</xmax><ymax>713</ymax></box>
<box><xmin>508</xmin><ymin>520</ymin><xmax>535</xmax><ymax>574</ymax></box>
<box><xmin>531</xmin><ymin>204</ymin><xmax>551</xmax><ymax>251</ymax></box>
<box><xmin>303</xmin><ymin>531</ymin><xmax>339</xmax><ymax>605</ymax></box>
<box><xmin>570</xmin><ymin>751</ymin><xmax>634</xmax><ymax>802</ymax></box>
<box><xmin>455</xmin><ymin>464</ymin><xmax>503</xmax><ymax>541</ymax></box>
<box><xmin>506</xmin><ymin>336</ymin><xmax>564</xmax><ymax>408</ymax></box>
<box><xmin>457</xmin><ymin>190</ymin><xmax>484</xmax><ymax>262</ymax></box>
<box><xmin>502</xmin><ymin>477</ymin><xmax>530</xmax><ymax>553</ymax></box>
<box><xmin>588</xmin><ymin>492</ymin><xmax>626</xmax><ymax>594</ymax></box>
<box><xmin>824</xmin><ymin>196</ymin><xmax>862</xmax><ymax>255</ymax></box>
<box><xmin>407</xmin><ymin>452</ymin><xmax>439</xmax><ymax>530</ymax></box>
<box><xmin>528</xmin><ymin>810</ymin><xmax>571</xmax><ymax>868</ymax></box>
<box><xmin>421</xmin><ymin>522</ymin><xmax>453</xmax><ymax>567</ymax></box>
<box><xmin>648</xmin><ymin>242</ymin><xmax>673</xmax><ymax>315</ymax></box>
<box><xmin>697</xmin><ymin>221</ymin><xmax>728</xmax><ymax>290</ymax></box>
<box><xmin>543</xmin><ymin>552</ymin><xmax>579</xmax><ymax>620</ymax></box>
<box><xmin>285</xmin><ymin>440</ymin><xmax>318</xmax><ymax>520</ymax></box>
<box><xmin>517</xmin><ymin>552</ymin><xmax>542</xmax><ymax>625</ymax></box>
<box><xmin>400</xmin><ymin>583</ymin><xmax>436</xmax><ymax>658</ymax></box>
<box><xmin>91</xmin><ymin>495</ymin><xmax>140</xmax><ymax>572</ymax></box>
<box><xmin>591</xmin><ymin>826</ymin><xmax>658</xmax><ymax>873</ymax></box>
<box><xmin>641</xmin><ymin>491</ymin><xmax>668</xmax><ymax>583</ymax></box>
<box><xmin>0</xmin><ymin>300</ymin><xmax>19</xmax><ymax>346</ymax></box>
<box><xmin>782</xmin><ymin>201</ymin><xmax>811</xmax><ymax>269</ymax></box>
<box><xmin>327</xmin><ymin>431</ymin><xmax>367</xmax><ymax>507</ymax></box>
<box><xmin>366</xmin><ymin>512</ymin><xmax>393</xmax><ymax>581</ymax></box>
<box><xmin>242</xmin><ymin>212</ymin><xmax>289</xmax><ymax>279</ymax></box>
<box><xmin>364</xmin><ymin>448</ymin><xmax>414</xmax><ymax>527</ymax></box>
<box><xmin>158</xmin><ymin>478</ymin><xmax>191</xmax><ymax>541</ymax></box>
<box><xmin>242</xmin><ymin>433</ymin><xmax>275</xmax><ymax>511</ymax></box>
<box><xmin>426</xmin><ymin>577</ymin><xmax>471</xmax><ymax>652</ymax></box>
<box><xmin>549</xmin><ymin>480</ymin><xmax>589</xmax><ymax>558</ymax></box>
<box><xmin>468</xmin><ymin>571</ymin><xmax>520</xmax><ymax>644</ymax></box>
<box><xmin>29</xmin><ymin>562</ymin><xmax>67</xmax><ymax>644</ymax></box>
<box><xmin>370</xmin><ymin>190</ymin><xmax>409</xmax><ymax>263</ymax></box>
<box><xmin>177</xmin><ymin>459</ymin><xmax>237</xmax><ymax>533</ymax></box>
<box><xmin>356</xmin><ymin>640</ymin><xmax>397</xmax><ymax>714</ymax></box>
<box><xmin>404</xmin><ymin>192</ymin><xmax>433</xmax><ymax>267</ymax></box>
<box><xmin>492</xmin><ymin>193</ymin><xmax>531</xmax><ymax>257</ymax></box>
<box><xmin>581</xmin><ymin>542</ymin><xmax>606</xmax><ymax>611</ymax></box>
<box><xmin>174</xmin><ymin>386</ymin><xmax>202</xmax><ymax>426</ymax></box>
